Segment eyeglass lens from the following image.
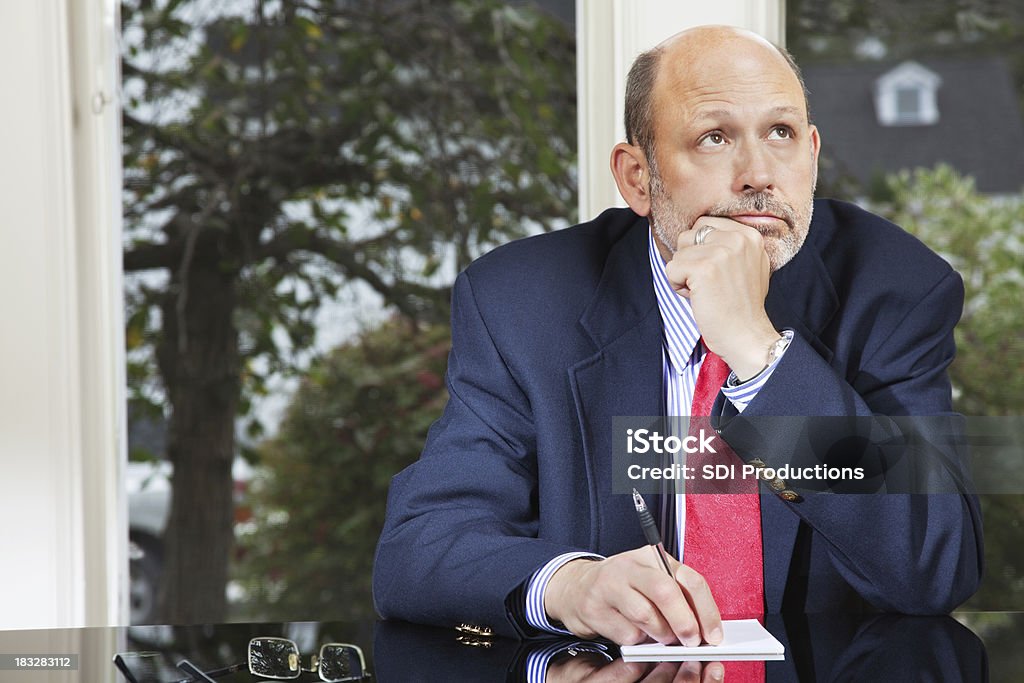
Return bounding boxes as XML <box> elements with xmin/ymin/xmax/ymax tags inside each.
<box><xmin>249</xmin><ymin>637</ymin><xmax>301</xmax><ymax>679</ymax></box>
<box><xmin>318</xmin><ymin>644</ymin><xmax>365</xmax><ymax>682</ymax></box>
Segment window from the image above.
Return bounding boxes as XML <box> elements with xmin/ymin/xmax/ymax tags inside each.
<box><xmin>894</xmin><ymin>85</ymin><xmax>921</xmax><ymax>120</ymax></box>
<box><xmin>874</xmin><ymin>61</ymin><xmax>941</xmax><ymax>126</ymax></box>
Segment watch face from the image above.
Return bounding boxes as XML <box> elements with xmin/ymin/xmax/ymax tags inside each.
<box><xmin>769</xmin><ymin>334</ymin><xmax>792</xmax><ymax>363</ymax></box>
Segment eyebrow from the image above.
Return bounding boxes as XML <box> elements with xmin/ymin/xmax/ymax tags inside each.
<box><xmin>695</xmin><ymin>105</ymin><xmax>803</xmax><ymax>120</ymax></box>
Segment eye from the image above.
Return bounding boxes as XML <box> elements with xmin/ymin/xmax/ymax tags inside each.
<box><xmin>768</xmin><ymin>126</ymin><xmax>794</xmax><ymax>140</ymax></box>
<box><xmin>698</xmin><ymin>131</ymin><xmax>727</xmax><ymax>148</ymax></box>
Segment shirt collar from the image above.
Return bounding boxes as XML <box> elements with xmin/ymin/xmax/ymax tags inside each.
<box><xmin>648</xmin><ymin>227</ymin><xmax>702</xmax><ymax>374</ymax></box>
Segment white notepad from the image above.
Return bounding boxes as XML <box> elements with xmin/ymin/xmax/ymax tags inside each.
<box><xmin>620</xmin><ymin>619</ymin><xmax>785</xmax><ymax>662</ymax></box>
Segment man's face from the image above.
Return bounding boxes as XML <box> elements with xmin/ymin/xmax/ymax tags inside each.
<box><xmin>646</xmin><ymin>34</ymin><xmax>820</xmax><ymax>271</ymax></box>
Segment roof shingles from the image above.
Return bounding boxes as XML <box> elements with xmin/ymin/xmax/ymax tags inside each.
<box><xmin>803</xmin><ymin>57</ymin><xmax>1024</xmax><ymax>193</ymax></box>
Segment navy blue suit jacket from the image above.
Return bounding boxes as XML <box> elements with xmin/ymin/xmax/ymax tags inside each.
<box><xmin>373</xmin><ymin>200</ymin><xmax>983</xmax><ymax>638</ymax></box>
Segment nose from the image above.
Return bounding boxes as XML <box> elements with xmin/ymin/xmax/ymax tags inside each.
<box><xmin>733</xmin><ymin>142</ymin><xmax>775</xmax><ymax>194</ymax></box>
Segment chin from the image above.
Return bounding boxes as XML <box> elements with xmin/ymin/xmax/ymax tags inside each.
<box><xmin>766</xmin><ymin>231</ymin><xmax>807</xmax><ymax>272</ymax></box>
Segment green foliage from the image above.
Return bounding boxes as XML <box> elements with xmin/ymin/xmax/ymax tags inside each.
<box><xmin>121</xmin><ymin>0</ymin><xmax>576</xmax><ymax>435</ymax></box>
<box><xmin>873</xmin><ymin>164</ymin><xmax>1024</xmax><ymax>417</ymax></box>
<box><xmin>233</xmin><ymin>319</ymin><xmax>450</xmax><ymax>622</ymax></box>
<box><xmin>969</xmin><ymin>493</ymin><xmax>1024</xmax><ymax>610</ymax></box>
<box><xmin>788</xmin><ymin>0</ymin><xmax>1024</xmax><ymax>65</ymax></box>
<box><xmin>873</xmin><ymin>165</ymin><xmax>1024</xmax><ymax>610</ymax></box>
<box><xmin>122</xmin><ymin>0</ymin><xmax>574</xmax><ymax>621</ymax></box>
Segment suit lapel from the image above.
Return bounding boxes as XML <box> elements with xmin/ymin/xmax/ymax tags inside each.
<box><xmin>766</xmin><ymin>201</ymin><xmax>840</xmax><ymax>359</ymax></box>
<box><xmin>569</xmin><ymin>217</ymin><xmax>663</xmax><ymax>554</ymax></box>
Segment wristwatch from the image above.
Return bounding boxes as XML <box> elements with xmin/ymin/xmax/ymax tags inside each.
<box><xmin>729</xmin><ymin>331</ymin><xmax>793</xmax><ymax>386</ymax></box>
<box><xmin>765</xmin><ymin>332</ymin><xmax>792</xmax><ymax>366</ymax></box>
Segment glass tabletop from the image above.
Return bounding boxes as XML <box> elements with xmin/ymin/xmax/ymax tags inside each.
<box><xmin>0</xmin><ymin>611</ymin><xmax>1018</xmax><ymax>681</ymax></box>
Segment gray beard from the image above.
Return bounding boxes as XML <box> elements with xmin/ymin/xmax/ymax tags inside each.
<box><xmin>649</xmin><ymin>179</ymin><xmax>814</xmax><ymax>272</ymax></box>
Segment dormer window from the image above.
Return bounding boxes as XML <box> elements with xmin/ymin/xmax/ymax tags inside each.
<box><xmin>894</xmin><ymin>85</ymin><xmax>921</xmax><ymax>119</ymax></box>
<box><xmin>875</xmin><ymin>61</ymin><xmax>941</xmax><ymax>126</ymax></box>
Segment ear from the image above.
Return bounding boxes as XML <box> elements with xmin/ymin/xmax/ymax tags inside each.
<box><xmin>809</xmin><ymin>124</ymin><xmax>821</xmax><ymax>166</ymax></box>
<box><xmin>610</xmin><ymin>142</ymin><xmax>652</xmax><ymax>216</ymax></box>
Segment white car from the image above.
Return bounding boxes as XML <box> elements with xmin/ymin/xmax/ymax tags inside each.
<box><xmin>126</xmin><ymin>460</ymin><xmax>172</xmax><ymax>624</ymax></box>
<box><xmin>126</xmin><ymin>459</ymin><xmax>251</xmax><ymax>624</ymax></box>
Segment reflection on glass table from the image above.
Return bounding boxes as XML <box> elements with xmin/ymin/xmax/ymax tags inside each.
<box><xmin>0</xmin><ymin>612</ymin><xmax>1013</xmax><ymax>681</ymax></box>
<box><xmin>374</xmin><ymin>613</ymin><xmax>988</xmax><ymax>682</ymax></box>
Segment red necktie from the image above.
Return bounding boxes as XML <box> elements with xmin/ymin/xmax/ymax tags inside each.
<box><xmin>684</xmin><ymin>350</ymin><xmax>766</xmax><ymax>682</ymax></box>
<box><xmin>684</xmin><ymin>350</ymin><xmax>764</xmax><ymax>618</ymax></box>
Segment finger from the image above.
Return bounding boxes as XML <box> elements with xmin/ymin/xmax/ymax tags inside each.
<box><xmin>568</xmin><ymin>611</ymin><xmax>643</xmax><ymax>645</ymax></box>
<box><xmin>667</xmin><ymin>660</ymin><xmax>702</xmax><ymax>683</ymax></box>
<box><xmin>664</xmin><ymin>246</ymin><xmax>735</xmax><ymax>304</ymax></box>
<box><xmin>613</xmin><ymin>583</ymin><xmax>679</xmax><ymax>645</ymax></box>
<box><xmin>664</xmin><ymin>249</ymin><xmax>718</xmax><ymax>295</ymax></box>
<box><xmin>701</xmin><ymin>662</ymin><xmax>725</xmax><ymax>683</ymax></box>
<box><xmin>639</xmin><ymin>573</ymin><xmax>703</xmax><ymax>645</ymax></box>
<box><xmin>641</xmin><ymin>661</ymin><xmax>689</xmax><ymax>683</ymax></box>
<box><xmin>677</xmin><ymin>214</ymin><xmax>774</xmax><ymax>259</ymax></box>
<box><xmin>577</xmin><ymin>658</ymin><xmax>652</xmax><ymax>683</ymax></box>
<box><xmin>546</xmin><ymin>655</ymin><xmax>605</xmax><ymax>682</ymax></box>
<box><xmin>674</xmin><ymin>565</ymin><xmax>723</xmax><ymax>645</ymax></box>
<box><xmin>676</xmin><ymin>216</ymin><xmax>748</xmax><ymax>253</ymax></box>
<box><xmin>664</xmin><ymin>255</ymin><xmax>691</xmax><ymax>294</ymax></box>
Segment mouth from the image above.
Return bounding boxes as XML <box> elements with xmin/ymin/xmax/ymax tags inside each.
<box><xmin>728</xmin><ymin>214</ymin><xmax>787</xmax><ymax>233</ymax></box>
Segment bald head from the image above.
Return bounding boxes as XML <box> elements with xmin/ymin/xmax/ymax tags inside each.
<box><xmin>624</xmin><ymin>26</ymin><xmax>810</xmax><ymax>161</ymax></box>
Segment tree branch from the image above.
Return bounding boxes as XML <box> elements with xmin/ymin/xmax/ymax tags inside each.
<box><xmin>259</xmin><ymin>226</ymin><xmax>448</xmax><ymax>319</ymax></box>
<box><xmin>125</xmin><ymin>241</ymin><xmax>177</xmax><ymax>272</ymax></box>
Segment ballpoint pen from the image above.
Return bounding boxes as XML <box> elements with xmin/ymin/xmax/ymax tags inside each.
<box><xmin>632</xmin><ymin>488</ymin><xmax>674</xmax><ymax>576</ymax></box>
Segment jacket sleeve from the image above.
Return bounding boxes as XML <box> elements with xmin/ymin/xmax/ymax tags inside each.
<box><xmin>372</xmin><ymin>271</ymin><xmax>581</xmax><ymax>637</ymax></box>
<box><xmin>721</xmin><ymin>268</ymin><xmax>984</xmax><ymax>613</ymax></box>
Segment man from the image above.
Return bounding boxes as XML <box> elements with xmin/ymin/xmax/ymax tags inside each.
<box><xmin>373</xmin><ymin>26</ymin><xmax>983</xmax><ymax>645</ymax></box>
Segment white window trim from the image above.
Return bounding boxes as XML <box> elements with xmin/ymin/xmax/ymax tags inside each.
<box><xmin>0</xmin><ymin>0</ymin><xmax>126</xmax><ymax>629</ymax></box>
<box><xmin>576</xmin><ymin>0</ymin><xmax>786</xmax><ymax>221</ymax></box>
<box><xmin>0</xmin><ymin>0</ymin><xmax>786</xmax><ymax>632</ymax></box>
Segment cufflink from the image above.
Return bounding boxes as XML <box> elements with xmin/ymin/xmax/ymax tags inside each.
<box><xmin>456</xmin><ymin>623</ymin><xmax>494</xmax><ymax>637</ymax></box>
<box><xmin>455</xmin><ymin>623</ymin><xmax>494</xmax><ymax>646</ymax></box>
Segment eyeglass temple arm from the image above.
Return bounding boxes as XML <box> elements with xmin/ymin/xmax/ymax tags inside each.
<box><xmin>112</xmin><ymin>654</ymin><xmax>141</xmax><ymax>683</ymax></box>
<box><xmin>175</xmin><ymin>659</ymin><xmax>246</xmax><ymax>683</ymax></box>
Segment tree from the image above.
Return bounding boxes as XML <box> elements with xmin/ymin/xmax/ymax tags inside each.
<box><xmin>875</xmin><ymin>165</ymin><xmax>1023</xmax><ymax>417</ymax></box>
<box><xmin>235</xmin><ymin>318</ymin><xmax>450</xmax><ymax>624</ymax></box>
<box><xmin>787</xmin><ymin>0</ymin><xmax>1024</xmax><ymax>65</ymax></box>
<box><xmin>122</xmin><ymin>0</ymin><xmax>575</xmax><ymax>623</ymax></box>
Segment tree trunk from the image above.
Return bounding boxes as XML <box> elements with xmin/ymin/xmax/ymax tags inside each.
<box><xmin>155</xmin><ymin>259</ymin><xmax>240</xmax><ymax>624</ymax></box>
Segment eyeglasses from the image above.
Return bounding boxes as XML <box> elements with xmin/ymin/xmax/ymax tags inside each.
<box><xmin>114</xmin><ymin>638</ymin><xmax>368</xmax><ymax>683</ymax></box>
<box><xmin>247</xmin><ymin>637</ymin><xmax>368</xmax><ymax>682</ymax></box>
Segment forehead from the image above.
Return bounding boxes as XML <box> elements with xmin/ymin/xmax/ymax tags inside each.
<box><xmin>653</xmin><ymin>38</ymin><xmax>807</xmax><ymax>127</ymax></box>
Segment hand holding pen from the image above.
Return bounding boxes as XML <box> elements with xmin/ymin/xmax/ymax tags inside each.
<box><xmin>542</xmin><ymin>491</ymin><xmax>724</xmax><ymax>647</ymax></box>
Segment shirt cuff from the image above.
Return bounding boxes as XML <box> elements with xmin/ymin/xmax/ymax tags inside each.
<box><xmin>722</xmin><ymin>330</ymin><xmax>794</xmax><ymax>413</ymax></box>
<box><xmin>526</xmin><ymin>641</ymin><xmax>614</xmax><ymax>683</ymax></box>
<box><xmin>524</xmin><ymin>552</ymin><xmax>605</xmax><ymax>634</ymax></box>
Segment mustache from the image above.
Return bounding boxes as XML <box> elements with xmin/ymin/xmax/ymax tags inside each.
<box><xmin>706</xmin><ymin>193</ymin><xmax>797</xmax><ymax>229</ymax></box>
